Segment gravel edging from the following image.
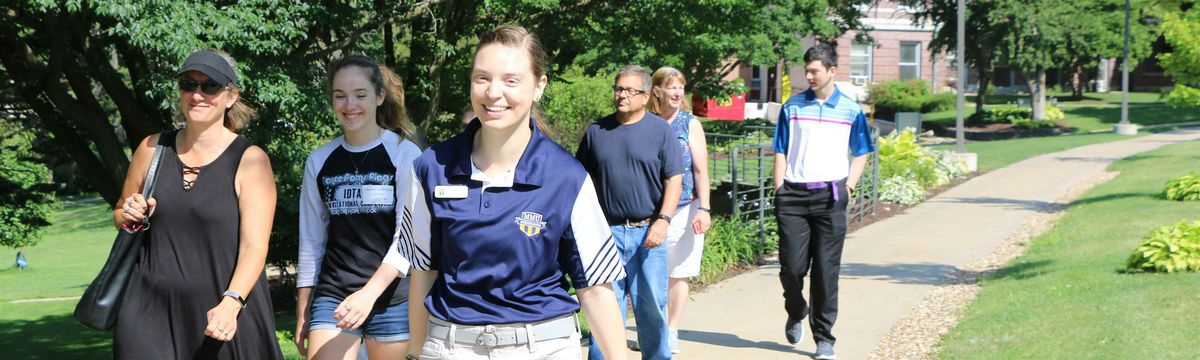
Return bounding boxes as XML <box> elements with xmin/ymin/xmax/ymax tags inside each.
<box><xmin>867</xmin><ymin>170</ymin><xmax>1120</xmax><ymax>360</ymax></box>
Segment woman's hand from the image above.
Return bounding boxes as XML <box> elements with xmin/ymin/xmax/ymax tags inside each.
<box><xmin>119</xmin><ymin>194</ymin><xmax>157</xmax><ymax>225</ymax></box>
<box><xmin>692</xmin><ymin>209</ymin><xmax>712</xmax><ymax>234</ymax></box>
<box><xmin>334</xmin><ymin>288</ymin><xmax>381</xmax><ymax>330</ymax></box>
<box><xmin>205</xmin><ymin>297</ymin><xmax>243</xmax><ymax>342</ymax></box>
<box><xmin>293</xmin><ymin>311</ymin><xmax>310</xmax><ymax>357</ymax></box>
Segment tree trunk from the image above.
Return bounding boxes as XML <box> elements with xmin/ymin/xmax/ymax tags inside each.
<box><xmin>975</xmin><ymin>66</ymin><xmax>992</xmax><ymax>114</ymax></box>
<box><xmin>1069</xmin><ymin>59</ymin><xmax>1085</xmax><ymax>99</ymax></box>
<box><xmin>1028</xmin><ymin>66</ymin><xmax>1046</xmax><ymax>121</ymax></box>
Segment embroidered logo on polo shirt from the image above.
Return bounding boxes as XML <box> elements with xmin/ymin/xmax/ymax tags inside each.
<box><xmin>514</xmin><ymin>211</ymin><xmax>547</xmax><ymax>237</ymax></box>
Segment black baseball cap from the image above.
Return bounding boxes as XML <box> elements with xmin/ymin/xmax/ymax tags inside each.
<box><xmin>176</xmin><ymin>50</ymin><xmax>239</xmax><ymax>87</ymax></box>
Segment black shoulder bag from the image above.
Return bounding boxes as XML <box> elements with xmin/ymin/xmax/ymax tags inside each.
<box><xmin>74</xmin><ymin>134</ymin><xmax>167</xmax><ymax>331</ymax></box>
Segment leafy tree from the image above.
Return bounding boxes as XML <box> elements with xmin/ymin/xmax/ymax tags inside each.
<box><xmin>910</xmin><ymin>0</ymin><xmax>1010</xmax><ymax>113</ymax></box>
<box><xmin>1159</xmin><ymin>1</ymin><xmax>1200</xmax><ymax>107</ymax></box>
<box><xmin>0</xmin><ymin>120</ymin><xmax>58</xmax><ymax>249</ymax></box>
<box><xmin>0</xmin><ymin>0</ymin><xmax>863</xmax><ymax>270</ymax></box>
<box><xmin>910</xmin><ymin>0</ymin><xmax>1156</xmax><ymax>114</ymax></box>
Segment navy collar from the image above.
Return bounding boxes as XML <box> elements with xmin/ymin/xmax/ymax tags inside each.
<box><xmin>449</xmin><ymin>118</ymin><xmax>546</xmax><ymax>187</ymax></box>
<box><xmin>802</xmin><ymin>85</ymin><xmax>842</xmax><ymax>108</ymax></box>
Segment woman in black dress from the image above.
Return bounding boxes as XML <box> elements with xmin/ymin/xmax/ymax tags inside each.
<box><xmin>112</xmin><ymin>49</ymin><xmax>283</xmax><ymax>359</ymax></box>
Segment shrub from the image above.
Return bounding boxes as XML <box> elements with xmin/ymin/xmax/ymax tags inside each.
<box><xmin>879</xmin><ymin>175</ymin><xmax>925</xmax><ymax>205</ymax></box>
<box><xmin>866</xmin><ymin>79</ymin><xmax>954</xmax><ymax>118</ymax></box>
<box><xmin>1126</xmin><ymin>220</ymin><xmax>1200</xmax><ymax>273</ymax></box>
<box><xmin>920</xmin><ymin>92</ymin><xmax>956</xmax><ymax>113</ymax></box>
<box><xmin>877</xmin><ymin>129</ymin><xmax>939</xmax><ymax>187</ymax></box>
<box><xmin>1163</xmin><ymin>173</ymin><xmax>1200</xmax><ymax>201</ymax></box>
<box><xmin>933</xmin><ymin>150</ymin><xmax>970</xmax><ymax>186</ymax></box>
<box><xmin>968</xmin><ymin>104</ymin><xmax>1064</xmax><ymax>127</ymax></box>
<box><xmin>541</xmin><ymin>67</ymin><xmax>613</xmax><ymax>152</ymax></box>
<box><xmin>698</xmin><ymin>215</ymin><xmax>769</xmax><ymax>285</ymax></box>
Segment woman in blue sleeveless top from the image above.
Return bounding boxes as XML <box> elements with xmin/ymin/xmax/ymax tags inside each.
<box><xmin>647</xmin><ymin>66</ymin><xmax>712</xmax><ymax>354</ymax></box>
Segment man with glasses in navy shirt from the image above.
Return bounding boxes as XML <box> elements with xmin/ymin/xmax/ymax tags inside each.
<box><xmin>578</xmin><ymin>65</ymin><xmax>684</xmax><ymax>360</ymax></box>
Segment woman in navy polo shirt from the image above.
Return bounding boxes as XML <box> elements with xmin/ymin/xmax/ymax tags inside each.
<box><xmin>345</xmin><ymin>25</ymin><xmax>629</xmax><ymax>359</ymax></box>
<box><xmin>294</xmin><ymin>55</ymin><xmax>423</xmax><ymax>359</ymax></box>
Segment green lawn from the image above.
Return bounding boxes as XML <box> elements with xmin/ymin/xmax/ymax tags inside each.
<box><xmin>0</xmin><ymin>199</ymin><xmax>303</xmax><ymax>359</ymax></box>
<box><xmin>932</xmin><ymin>132</ymin><xmax>1148</xmax><ymax>172</ymax></box>
<box><xmin>937</xmin><ymin>139</ymin><xmax>1200</xmax><ymax>359</ymax></box>
<box><xmin>922</xmin><ymin>91</ymin><xmax>1197</xmax><ymax>133</ymax></box>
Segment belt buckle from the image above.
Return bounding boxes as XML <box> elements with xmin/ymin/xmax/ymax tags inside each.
<box><xmin>476</xmin><ymin>325</ymin><xmax>499</xmax><ymax>347</ymax></box>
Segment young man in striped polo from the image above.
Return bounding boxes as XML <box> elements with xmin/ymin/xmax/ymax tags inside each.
<box><xmin>772</xmin><ymin>43</ymin><xmax>876</xmax><ymax>360</ymax></box>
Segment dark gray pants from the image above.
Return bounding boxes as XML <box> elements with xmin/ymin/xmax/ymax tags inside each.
<box><xmin>773</xmin><ymin>180</ymin><xmax>848</xmax><ymax>344</ymax></box>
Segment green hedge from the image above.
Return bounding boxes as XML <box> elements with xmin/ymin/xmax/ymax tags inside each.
<box><xmin>967</xmin><ymin>105</ymin><xmax>1064</xmax><ymax>129</ymax></box>
<box><xmin>866</xmin><ymin>79</ymin><xmax>955</xmax><ymax>119</ymax></box>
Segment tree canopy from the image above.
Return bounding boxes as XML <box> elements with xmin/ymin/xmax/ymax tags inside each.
<box><xmin>0</xmin><ymin>0</ymin><xmax>864</xmax><ymax>268</ymax></box>
<box><xmin>1159</xmin><ymin>1</ymin><xmax>1200</xmax><ymax>107</ymax></box>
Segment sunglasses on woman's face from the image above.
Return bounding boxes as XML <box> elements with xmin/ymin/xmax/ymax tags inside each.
<box><xmin>178</xmin><ymin>79</ymin><xmax>227</xmax><ymax>95</ymax></box>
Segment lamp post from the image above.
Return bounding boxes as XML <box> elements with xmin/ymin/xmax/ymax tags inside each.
<box><xmin>954</xmin><ymin>0</ymin><xmax>977</xmax><ymax>170</ymax></box>
<box><xmin>955</xmin><ymin>0</ymin><xmax>966</xmax><ymax>153</ymax></box>
<box><xmin>1114</xmin><ymin>0</ymin><xmax>1137</xmax><ymax>135</ymax></box>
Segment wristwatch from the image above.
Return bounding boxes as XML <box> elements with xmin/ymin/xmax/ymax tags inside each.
<box><xmin>222</xmin><ymin>290</ymin><xmax>247</xmax><ymax>308</ymax></box>
<box><xmin>697</xmin><ymin>206</ymin><xmax>711</xmax><ymax>213</ymax></box>
<box><xmin>654</xmin><ymin>213</ymin><xmax>672</xmax><ymax>223</ymax></box>
<box><xmin>405</xmin><ymin>354</ymin><xmax>420</xmax><ymax>360</ymax></box>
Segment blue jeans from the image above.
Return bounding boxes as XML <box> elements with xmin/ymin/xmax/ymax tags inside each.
<box><xmin>588</xmin><ymin>225</ymin><xmax>671</xmax><ymax>360</ymax></box>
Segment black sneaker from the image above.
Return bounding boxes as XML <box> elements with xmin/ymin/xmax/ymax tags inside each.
<box><xmin>815</xmin><ymin>341</ymin><xmax>836</xmax><ymax>359</ymax></box>
<box><xmin>785</xmin><ymin>317</ymin><xmax>804</xmax><ymax>345</ymax></box>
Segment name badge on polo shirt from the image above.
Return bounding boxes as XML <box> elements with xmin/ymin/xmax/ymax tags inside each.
<box><xmin>360</xmin><ymin>185</ymin><xmax>394</xmax><ymax>206</ymax></box>
<box><xmin>434</xmin><ymin>185</ymin><xmax>469</xmax><ymax>199</ymax></box>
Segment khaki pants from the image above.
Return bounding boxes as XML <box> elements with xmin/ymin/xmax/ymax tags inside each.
<box><xmin>419</xmin><ymin>318</ymin><xmax>581</xmax><ymax>360</ymax></box>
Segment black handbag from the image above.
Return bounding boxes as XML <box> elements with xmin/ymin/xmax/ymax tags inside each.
<box><xmin>74</xmin><ymin>134</ymin><xmax>167</xmax><ymax>330</ymax></box>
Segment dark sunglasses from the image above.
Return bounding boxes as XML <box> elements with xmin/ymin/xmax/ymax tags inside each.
<box><xmin>178</xmin><ymin>79</ymin><xmax>227</xmax><ymax>95</ymax></box>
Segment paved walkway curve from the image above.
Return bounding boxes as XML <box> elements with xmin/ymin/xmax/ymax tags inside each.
<box><xmin>616</xmin><ymin>129</ymin><xmax>1200</xmax><ymax>359</ymax></box>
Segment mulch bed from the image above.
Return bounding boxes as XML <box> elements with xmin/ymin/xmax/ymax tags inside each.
<box><xmin>926</xmin><ymin>122</ymin><xmax>1069</xmax><ymax>141</ymax></box>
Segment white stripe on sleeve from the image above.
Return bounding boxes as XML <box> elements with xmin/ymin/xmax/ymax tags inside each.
<box><xmin>386</xmin><ymin>169</ymin><xmax>434</xmax><ymax>274</ymax></box>
<box><xmin>570</xmin><ymin>175</ymin><xmax>625</xmax><ymax>287</ymax></box>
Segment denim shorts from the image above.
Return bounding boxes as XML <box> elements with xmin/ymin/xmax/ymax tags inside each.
<box><xmin>309</xmin><ymin>295</ymin><xmax>410</xmax><ymax>342</ymax></box>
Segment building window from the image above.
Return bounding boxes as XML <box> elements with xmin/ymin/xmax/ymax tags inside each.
<box><xmin>850</xmin><ymin>42</ymin><xmax>872</xmax><ymax>85</ymax></box>
<box><xmin>899</xmin><ymin>42</ymin><xmax>921</xmax><ymax>80</ymax></box>
<box><xmin>750</xmin><ymin>66</ymin><xmax>763</xmax><ymax>100</ymax></box>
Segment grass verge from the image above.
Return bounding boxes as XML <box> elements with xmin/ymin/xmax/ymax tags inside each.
<box><xmin>937</xmin><ymin>138</ymin><xmax>1200</xmax><ymax>359</ymax></box>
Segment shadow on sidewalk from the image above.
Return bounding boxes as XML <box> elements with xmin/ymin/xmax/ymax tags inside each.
<box><xmin>678</xmin><ymin>329</ymin><xmax>814</xmax><ymax>357</ymax></box>
<box><xmin>840</xmin><ymin>262</ymin><xmax>959</xmax><ymax>285</ymax></box>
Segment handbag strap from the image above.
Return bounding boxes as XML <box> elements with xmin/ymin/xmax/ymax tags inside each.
<box><xmin>136</xmin><ymin>132</ymin><xmax>170</xmax><ymax>224</ymax></box>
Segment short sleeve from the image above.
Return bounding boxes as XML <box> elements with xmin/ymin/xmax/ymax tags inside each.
<box><xmin>383</xmin><ymin>169</ymin><xmax>435</xmax><ymax>275</ymax></box>
<box><xmin>773</xmin><ymin>105</ymin><xmax>791</xmax><ymax>154</ymax></box>
<box><xmin>559</xmin><ymin>175</ymin><xmax>625</xmax><ymax>288</ymax></box>
<box><xmin>849</xmin><ymin>111</ymin><xmax>875</xmax><ymax>157</ymax></box>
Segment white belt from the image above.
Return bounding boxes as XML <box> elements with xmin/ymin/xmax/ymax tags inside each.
<box><xmin>427</xmin><ymin>315</ymin><xmax>576</xmax><ymax>348</ymax></box>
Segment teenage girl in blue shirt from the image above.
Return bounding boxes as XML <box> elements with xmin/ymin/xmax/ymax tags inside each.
<box><xmin>342</xmin><ymin>25</ymin><xmax>629</xmax><ymax>360</ymax></box>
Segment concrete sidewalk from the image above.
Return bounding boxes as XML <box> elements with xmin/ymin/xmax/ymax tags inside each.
<box><xmin>619</xmin><ymin>129</ymin><xmax>1200</xmax><ymax>359</ymax></box>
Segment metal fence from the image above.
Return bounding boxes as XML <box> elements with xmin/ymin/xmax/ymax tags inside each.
<box><xmin>706</xmin><ymin>125</ymin><xmax>880</xmax><ymax>252</ymax></box>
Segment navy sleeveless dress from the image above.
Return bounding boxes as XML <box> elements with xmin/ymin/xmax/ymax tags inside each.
<box><xmin>114</xmin><ymin>131</ymin><xmax>283</xmax><ymax>359</ymax></box>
